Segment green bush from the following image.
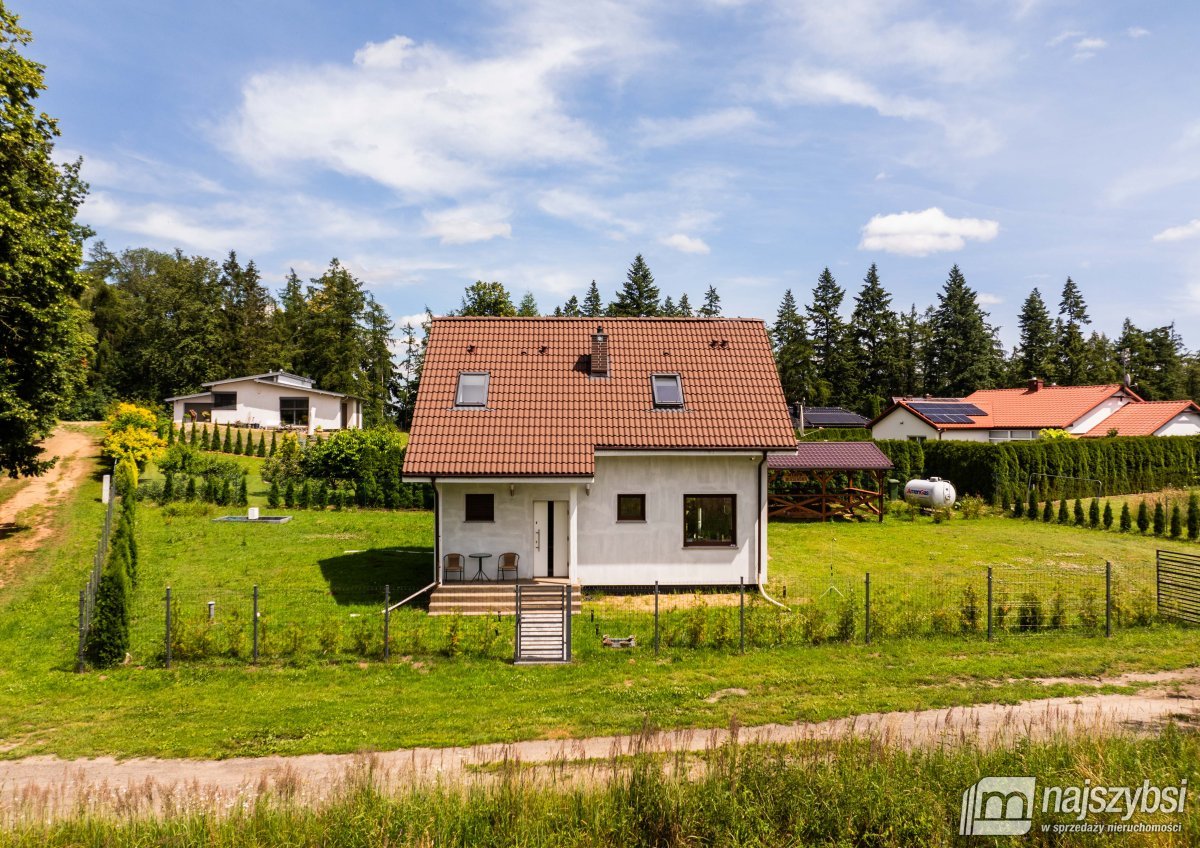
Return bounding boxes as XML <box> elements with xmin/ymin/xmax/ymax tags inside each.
<box><xmin>1089</xmin><ymin>498</ymin><xmax>1100</xmax><ymax>529</ymax></box>
<box><xmin>185</xmin><ymin>476</ymin><xmax>197</xmax><ymax>501</ymax></box>
<box><xmin>268</xmin><ymin>480</ymin><xmax>280</xmax><ymax>508</ymax></box>
<box><xmin>1103</xmin><ymin>501</ymin><xmax>1114</xmax><ymax>530</ymax></box>
<box><xmin>959</xmin><ymin>585</ymin><xmax>981</xmax><ymax>633</ymax></box>
<box><xmin>256</xmin><ymin>433</ymin><xmax>266</xmax><ymax>457</ymax></box>
<box><xmin>1120</xmin><ymin>502</ymin><xmax>1132</xmax><ymax>532</ymax></box>
<box><xmin>1012</xmin><ymin>499</ymin><xmax>1024</xmax><ymax>518</ymax></box>
<box><xmin>1027</xmin><ymin>489</ymin><xmax>1038</xmax><ymax>521</ymax></box>
<box><xmin>189</xmin><ymin>424</ymin><xmax>198</xmax><ymax>447</ymax></box>
<box><xmin>1057</xmin><ymin>498</ymin><xmax>1069</xmax><ymax>525</ymax></box>
<box><xmin>299</xmin><ymin>480</ymin><xmax>311</xmax><ymax>509</ymax></box>
<box><xmin>959</xmin><ymin>495</ymin><xmax>984</xmax><ymax>519</ymax></box>
<box><xmin>1137</xmin><ymin>501</ymin><xmax>1150</xmax><ymax>534</ymax></box>
<box><xmin>1017</xmin><ymin>592</ymin><xmax>1043</xmax><ymax>631</ymax></box>
<box><xmin>85</xmin><ymin>548</ymin><xmax>131</xmax><ymax>668</ymax></box>
<box><xmin>210</xmin><ymin>425</ymin><xmax>221</xmax><ymax>452</ymax></box>
<box><xmin>234</xmin><ymin>430</ymin><xmax>243</xmax><ymax>455</ymax></box>
<box><xmin>222</xmin><ymin>425</ymin><xmax>233</xmax><ymax>453</ymax></box>
<box><xmin>1153</xmin><ymin>501</ymin><xmax>1166</xmax><ymax>536</ymax></box>
<box><xmin>798</xmin><ymin>428</ymin><xmax>872</xmax><ymax>441</ymax></box>
<box><xmin>1042</xmin><ymin>500</ymin><xmax>1053</xmax><ymax>523</ymax></box>
<box><xmin>237</xmin><ymin>476</ymin><xmax>249</xmax><ymax>507</ymax></box>
<box><xmin>285</xmin><ymin>480</ymin><xmax>295</xmax><ymax>509</ymax></box>
<box><xmin>1170</xmin><ymin>504</ymin><xmax>1183</xmax><ymax>539</ymax></box>
<box><xmin>269</xmin><ymin>431</ymin><xmax>277</xmax><ymax>457</ymax></box>
<box><xmin>1190</xmin><ymin>491</ymin><xmax>1200</xmax><ymax>541</ymax></box>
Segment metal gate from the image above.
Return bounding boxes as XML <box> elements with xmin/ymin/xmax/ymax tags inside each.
<box><xmin>1157</xmin><ymin>549</ymin><xmax>1200</xmax><ymax>624</ymax></box>
<box><xmin>514</xmin><ymin>584</ymin><xmax>572</xmax><ymax>664</ymax></box>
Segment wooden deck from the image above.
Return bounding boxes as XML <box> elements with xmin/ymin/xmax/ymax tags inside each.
<box><xmin>429</xmin><ymin>579</ymin><xmax>582</xmax><ymax>616</ymax></box>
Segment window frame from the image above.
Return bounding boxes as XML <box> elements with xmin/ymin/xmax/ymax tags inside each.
<box><xmin>464</xmin><ymin>493</ymin><xmax>495</xmax><ymax>523</ymax></box>
<box><xmin>279</xmin><ymin>397</ymin><xmax>310</xmax><ymax>427</ymax></box>
<box><xmin>212</xmin><ymin>391</ymin><xmax>237</xmax><ymax>410</ymax></box>
<box><xmin>650</xmin><ymin>373</ymin><xmax>684</xmax><ymax>408</ymax></box>
<box><xmin>455</xmin><ymin>372</ymin><xmax>491</xmax><ymax>408</ymax></box>
<box><xmin>616</xmin><ymin>493</ymin><xmax>646</xmax><ymax>523</ymax></box>
<box><xmin>683</xmin><ymin>493</ymin><xmax>736</xmax><ymax>548</ymax></box>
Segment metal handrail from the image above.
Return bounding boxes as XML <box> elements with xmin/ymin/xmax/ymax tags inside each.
<box><xmin>384</xmin><ymin>581</ymin><xmax>437</xmax><ymax>613</ymax></box>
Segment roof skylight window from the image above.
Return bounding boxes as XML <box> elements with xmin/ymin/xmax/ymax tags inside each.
<box><xmin>455</xmin><ymin>372</ymin><xmax>489</xmax><ymax>407</ymax></box>
<box><xmin>651</xmin><ymin>373</ymin><xmax>684</xmax><ymax>408</ymax></box>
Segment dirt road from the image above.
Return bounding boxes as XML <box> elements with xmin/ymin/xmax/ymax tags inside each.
<box><xmin>1</xmin><ymin>667</ymin><xmax>1196</xmax><ymax>817</ymax></box>
<box><xmin>0</xmin><ymin>427</ymin><xmax>98</xmax><ymax>588</ymax></box>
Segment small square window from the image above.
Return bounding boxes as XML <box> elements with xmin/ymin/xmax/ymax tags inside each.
<box><xmin>465</xmin><ymin>493</ymin><xmax>494</xmax><ymax>522</ymax></box>
<box><xmin>617</xmin><ymin>494</ymin><xmax>646</xmax><ymax>522</ymax></box>
<box><xmin>456</xmin><ymin>372</ymin><xmax>489</xmax><ymax>407</ymax></box>
<box><xmin>683</xmin><ymin>494</ymin><xmax>736</xmax><ymax>547</ymax></box>
<box><xmin>651</xmin><ymin>374</ymin><xmax>683</xmax><ymax>407</ymax></box>
<box><xmin>212</xmin><ymin>392</ymin><xmax>237</xmax><ymax>409</ymax></box>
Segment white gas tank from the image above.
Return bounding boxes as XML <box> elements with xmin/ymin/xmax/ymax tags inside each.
<box><xmin>904</xmin><ymin>477</ymin><xmax>957</xmax><ymax>508</ymax></box>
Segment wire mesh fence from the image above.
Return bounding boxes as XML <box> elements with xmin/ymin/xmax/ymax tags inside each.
<box><xmin>123</xmin><ymin>559</ymin><xmax>1165</xmax><ymax>667</ymax></box>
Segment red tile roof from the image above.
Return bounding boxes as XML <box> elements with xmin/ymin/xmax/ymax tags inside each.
<box><xmin>880</xmin><ymin>384</ymin><xmax>1139</xmax><ymax>431</ymax></box>
<box><xmin>1082</xmin><ymin>400</ymin><xmax>1200</xmax><ymax>437</ymax></box>
<box><xmin>403</xmin><ymin>317</ymin><xmax>797</xmax><ymax>477</ymax></box>
<box><xmin>769</xmin><ymin>442</ymin><xmax>894</xmax><ymax>471</ymax></box>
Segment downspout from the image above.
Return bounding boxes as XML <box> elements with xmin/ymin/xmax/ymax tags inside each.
<box><xmin>432</xmin><ymin>476</ymin><xmax>440</xmax><ymax>585</ymax></box>
<box><xmin>757</xmin><ymin>450</ymin><xmax>789</xmax><ymax>611</ymax></box>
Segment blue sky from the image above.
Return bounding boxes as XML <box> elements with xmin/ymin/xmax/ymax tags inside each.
<box><xmin>21</xmin><ymin>0</ymin><xmax>1200</xmax><ymax>348</ymax></box>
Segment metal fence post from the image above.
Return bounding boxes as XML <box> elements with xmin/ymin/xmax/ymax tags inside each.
<box><xmin>654</xmin><ymin>581</ymin><xmax>660</xmax><ymax>656</ymax></box>
<box><xmin>564</xmin><ymin>584</ymin><xmax>572</xmax><ymax>662</ymax></box>
<box><xmin>864</xmin><ymin>572</ymin><xmax>871</xmax><ymax>645</ymax></box>
<box><xmin>252</xmin><ymin>584</ymin><xmax>260</xmax><ymax>662</ymax></box>
<box><xmin>383</xmin><ymin>584</ymin><xmax>391</xmax><ymax>661</ymax></box>
<box><xmin>1105</xmin><ymin>561</ymin><xmax>1112</xmax><ymax>638</ymax></box>
<box><xmin>987</xmin><ymin>567</ymin><xmax>993</xmax><ymax>642</ymax></box>
<box><xmin>164</xmin><ymin>587</ymin><xmax>172</xmax><ymax>669</ymax></box>
<box><xmin>514</xmin><ymin>585</ymin><xmax>521</xmax><ymax>663</ymax></box>
<box><xmin>76</xmin><ymin>590</ymin><xmax>87</xmax><ymax>672</ymax></box>
<box><xmin>739</xmin><ymin>576</ymin><xmax>745</xmax><ymax>653</ymax></box>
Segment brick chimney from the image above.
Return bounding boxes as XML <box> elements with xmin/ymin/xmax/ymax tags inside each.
<box><xmin>1028</xmin><ymin>377</ymin><xmax>1044</xmax><ymax>392</ymax></box>
<box><xmin>590</xmin><ymin>324</ymin><xmax>609</xmax><ymax>377</ymax></box>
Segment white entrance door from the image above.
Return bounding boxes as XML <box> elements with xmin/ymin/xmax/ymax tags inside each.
<box><xmin>532</xmin><ymin>501</ymin><xmax>569</xmax><ymax>578</ymax></box>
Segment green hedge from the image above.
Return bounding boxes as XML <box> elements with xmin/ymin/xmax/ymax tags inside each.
<box><xmin>876</xmin><ymin>436</ymin><xmax>1200</xmax><ymax>502</ymax></box>
<box><xmin>798</xmin><ymin>428</ymin><xmax>873</xmax><ymax>441</ymax></box>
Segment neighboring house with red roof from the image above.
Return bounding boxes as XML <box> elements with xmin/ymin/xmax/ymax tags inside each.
<box><xmin>1082</xmin><ymin>400</ymin><xmax>1200</xmax><ymax>438</ymax></box>
<box><xmin>403</xmin><ymin>317</ymin><xmax>797</xmax><ymax>588</ymax></box>
<box><xmin>870</xmin><ymin>379</ymin><xmax>1144</xmax><ymax>443</ymax></box>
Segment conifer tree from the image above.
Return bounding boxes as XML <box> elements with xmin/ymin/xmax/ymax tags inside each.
<box><xmin>1170</xmin><ymin>504</ymin><xmax>1183</xmax><ymax>538</ymax></box>
<box><xmin>200</xmin><ymin>425</ymin><xmax>209</xmax><ymax>450</ymax></box>
<box><xmin>608</xmin><ymin>254</ymin><xmax>661</xmax><ymax>316</ymax></box>
<box><xmin>582</xmin><ymin>280</ymin><xmax>604</xmax><ymax>317</ymax></box>
<box><xmin>677</xmin><ymin>293</ymin><xmax>693</xmax><ymax>317</ymax></box>
<box><xmin>285</xmin><ymin>480</ymin><xmax>295</xmax><ymax>509</ymax></box>
<box><xmin>1153</xmin><ymin>501</ymin><xmax>1166</xmax><ymax>536</ymax></box>
<box><xmin>926</xmin><ymin>265</ymin><xmax>1000</xmax><ymax>396</ymax></box>
<box><xmin>234</xmin><ymin>430</ymin><xmax>243</xmax><ymax>455</ymax></box>
<box><xmin>516</xmin><ymin>291</ymin><xmax>539</xmax><ymax>316</ymax></box>
<box><xmin>189</xmin><ymin>424</ymin><xmax>198</xmax><ymax>447</ymax></box>
<box><xmin>1028</xmin><ymin>489</ymin><xmax>1039</xmax><ymax>521</ymax></box>
<box><xmin>1058</xmin><ymin>498</ymin><xmax>1070</xmax><ymax>524</ymax></box>
<box><xmin>561</xmin><ymin>295</ymin><xmax>582</xmax><ymax>317</ymax></box>
<box><xmin>771</xmin><ymin>289</ymin><xmax>818</xmax><ymax>408</ymax></box>
<box><xmin>1013</xmin><ymin>287</ymin><xmax>1055</xmax><ymax>382</ymax></box>
<box><xmin>1103</xmin><ymin>501</ymin><xmax>1114</xmax><ymax>530</ymax></box>
<box><xmin>316</xmin><ymin>480</ymin><xmax>329</xmax><ymax>509</ymax></box>
<box><xmin>849</xmin><ymin>263</ymin><xmax>900</xmax><ymax>415</ymax></box>
<box><xmin>1013</xmin><ymin>498</ymin><xmax>1024</xmax><ymax>518</ymax></box>
<box><xmin>166</xmin><ymin>422</ymin><xmax>175</xmax><ymax>445</ymax></box>
<box><xmin>1137</xmin><ymin>501</ymin><xmax>1150</xmax><ymax>533</ymax></box>
<box><xmin>219</xmin><ymin>252</ymin><xmax>277</xmax><ymax>375</ymax></box>
<box><xmin>299</xmin><ymin>480</ymin><xmax>311</xmax><ymax>509</ymax></box>
<box><xmin>268</xmin><ymin>480</ymin><xmax>280</xmax><ymax>508</ymax></box>
<box><xmin>1120</xmin><ymin>502</ymin><xmax>1132</xmax><ymax>532</ymax></box>
<box><xmin>1053</xmin><ymin>277</ymin><xmax>1090</xmax><ymax>385</ymax></box>
<box><xmin>256</xmin><ymin>433</ymin><xmax>266</xmax><ymax>457</ymax></box>
<box><xmin>237</xmin><ymin>475</ymin><xmax>248</xmax><ymax>507</ymax></box>
<box><xmin>269</xmin><ymin>431</ymin><xmax>277</xmax><ymax>457</ymax></box>
<box><xmin>222</xmin><ymin>425</ymin><xmax>232</xmax><ymax>453</ymax></box>
<box><xmin>1089</xmin><ymin>498</ymin><xmax>1100</xmax><ymax>529</ymax></box>
<box><xmin>1189</xmin><ymin>492</ymin><xmax>1200</xmax><ymax>541</ymax></box>
<box><xmin>185</xmin><ymin>476</ymin><xmax>197</xmax><ymax>502</ymax></box>
<box><xmin>1043</xmin><ymin>501</ymin><xmax>1053</xmax><ymax>522</ymax></box>
<box><xmin>806</xmin><ymin>268</ymin><xmax>854</xmax><ymax>407</ymax></box>
<box><xmin>699</xmin><ymin>285</ymin><xmax>721</xmax><ymax>317</ymax></box>
<box><xmin>895</xmin><ymin>305</ymin><xmax>927</xmax><ymax>397</ymax></box>
<box><xmin>661</xmin><ymin>295</ymin><xmax>677</xmax><ymax>316</ymax></box>
<box><xmin>210</xmin><ymin>425</ymin><xmax>221</xmax><ymax>452</ymax></box>
<box><xmin>1073</xmin><ymin>499</ymin><xmax>1084</xmax><ymax>526</ymax></box>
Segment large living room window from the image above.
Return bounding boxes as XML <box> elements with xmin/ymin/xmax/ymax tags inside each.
<box><xmin>465</xmin><ymin>493</ymin><xmax>494</xmax><ymax>522</ymax></box>
<box><xmin>683</xmin><ymin>494</ymin><xmax>735</xmax><ymax>547</ymax></box>
<box><xmin>279</xmin><ymin>397</ymin><xmax>309</xmax><ymax>426</ymax></box>
<box><xmin>212</xmin><ymin>392</ymin><xmax>237</xmax><ymax>409</ymax></box>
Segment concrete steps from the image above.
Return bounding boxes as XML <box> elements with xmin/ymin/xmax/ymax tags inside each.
<box><xmin>428</xmin><ymin>581</ymin><xmax>582</xmax><ymax>616</ymax></box>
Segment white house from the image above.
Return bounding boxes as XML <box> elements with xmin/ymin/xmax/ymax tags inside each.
<box><xmin>870</xmin><ymin>380</ymin><xmax>1146</xmax><ymax>443</ymax></box>
<box><xmin>166</xmin><ymin>371</ymin><xmax>363</xmax><ymax>433</ymax></box>
<box><xmin>402</xmin><ymin>317</ymin><xmax>798</xmax><ymax>588</ymax></box>
<box><xmin>1081</xmin><ymin>400</ymin><xmax>1200</xmax><ymax>438</ymax></box>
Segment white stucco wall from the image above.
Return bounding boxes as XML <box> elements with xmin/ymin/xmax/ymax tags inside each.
<box><xmin>871</xmin><ymin>408</ymin><xmax>939</xmax><ymax>441</ymax></box>
<box><xmin>436</xmin><ymin>453</ymin><xmax>768</xmax><ymax>587</ymax></box>
<box><xmin>1068</xmin><ymin>396</ymin><xmax>1128</xmax><ymax>434</ymax></box>
<box><xmin>171</xmin><ymin>380</ymin><xmax>360</xmax><ymax>431</ymax></box>
<box><xmin>1156</xmin><ymin>413</ymin><xmax>1200</xmax><ymax>437</ymax></box>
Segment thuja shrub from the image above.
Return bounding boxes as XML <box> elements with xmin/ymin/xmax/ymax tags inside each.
<box><xmin>1190</xmin><ymin>491</ymin><xmax>1200</xmax><ymax>541</ymax></box>
<box><xmin>1120</xmin><ymin>502</ymin><xmax>1132</xmax><ymax>532</ymax></box>
<box><xmin>1057</xmin><ymin>498</ymin><xmax>1070</xmax><ymax>525</ymax></box>
<box><xmin>1073</xmin><ymin>498</ymin><xmax>1085</xmax><ymax>527</ymax></box>
<box><xmin>1171</xmin><ymin>504</ymin><xmax>1183</xmax><ymax>539</ymax></box>
<box><xmin>1153</xmin><ymin>501</ymin><xmax>1166</xmax><ymax>537</ymax></box>
<box><xmin>1027</xmin><ymin>489</ymin><xmax>1038</xmax><ymax>521</ymax></box>
<box><xmin>1137</xmin><ymin>501</ymin><xmax>1150</xmax><ymax>534</ymax></box>
<box><xmin>1089</xmin><ymin>498</ymin><xmax>1100</xmax><ymax>528</ymax></box>
<box><xmin>1017</xmin><ymin>592</ymin><xmax>1043</xmax><ymax>631</ymax></box>
<box><xmin>1042</xmin><ymin>501</ymin><xmax>1053</xmax><ymax>522</ymax></box>
<box><xmin>1103</xmin><ymin>501</ymin><xmax>1114</xmax><ymax>529</ymax></box>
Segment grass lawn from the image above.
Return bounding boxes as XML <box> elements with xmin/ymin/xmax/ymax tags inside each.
<box><xmin>1</xmin><ymin>448</ymin><xmax>1199</xmax><ymax>760</ymax></box>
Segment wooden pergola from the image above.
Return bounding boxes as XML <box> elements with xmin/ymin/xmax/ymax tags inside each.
<box><xmin>768</xmin><ymin>442</ymin><xmax>895</xmax><ymax>523</ymax></box>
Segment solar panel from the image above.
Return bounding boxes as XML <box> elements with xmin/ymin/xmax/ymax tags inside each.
<box><xmin>909</xmin><ymin>402</ymin><xmax>984</xmax><ymax>417</ymax></box>
<box><xmin>925</xmin><ymin>413</ymin><xmax>975</xmax><ymax>424</ymax></box>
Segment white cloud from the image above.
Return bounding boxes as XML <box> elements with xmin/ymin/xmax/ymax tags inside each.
<box><xmin>81</xmin><ymin>192</ymin><xmax>269</xmax><ymax>254</ymax></box>
<box><xmin>635</xmin><ymin>107</ymin><xmax>761</xmax><ymax>148</ymax></box>
<box><xmin>977</xmin><ymin>292</ymin><xmax>1004</xmax><ymax>305</ymax></box>
<box><xmin>1127</xmin><ymin>27</ymin><xmax>1150</xmax><ymax>39</ymax></box>
<box><xmin>222</xmin><ymin>34</ymin><xmax>608</xmax><ymax>198</ymax></box>
<box><xmin>1153</xmin><ymin>219</ymin><xmax>1200</xmax><ymax>243</ymax></box>
<box><xmin>1047</xmin><ymin>30</ymin><xmax>1082</xmax><ymax>47</ymax></box>
<box><xmin>1108</xmin><ymin>122</ymin><xmax>1200</xmax><ymax>204</ymax></box>
<box><xmin>858</xmin><ymin>207</ymin><xmax>1000</xmax><ymax>256</ymax></box>
<box><xmin>422</xmin><ymin>204</ymin><xmax>512</xmax><ymax>244</ymax></box>
<box><xmin>660</xmin><ymin>233</ymin><xmax>711</xmax><ymax>254</ymax></box>
<box><xmin>1072</xmin><ymin>37</ymin><xmax>1107</xmax><ymax>60</ymax></box>
<box><xmin>536</xmin><ymin>188</ymin><xmax>638</xmax><ymax>238</ymax></box>
<box><xmin>772</xmin><ymin>67</ymin><xmax>1002</xmax><ymax>157</ymax></box>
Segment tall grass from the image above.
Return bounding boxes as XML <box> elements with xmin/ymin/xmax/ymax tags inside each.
<box><xmin>4</xmin><ymin>728</ymin><xmax>1198</xmax><ymax>845</ymax></box>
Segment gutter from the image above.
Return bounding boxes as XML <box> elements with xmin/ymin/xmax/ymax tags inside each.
<box><xmin>756</xmin><ymin>451</ymin><xmax>767</xmax><ymax>583</ymax></box>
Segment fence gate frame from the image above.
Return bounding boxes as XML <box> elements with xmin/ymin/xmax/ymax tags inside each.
<box><xmin>1156</xmin><ymin>549</ymin><xmax>1200</xmax><ymax>624</ymax></box>
<box><xmin>514</xmin><ymin>584</ymin><xmax>572</xmax><ymax>664</ymax></box>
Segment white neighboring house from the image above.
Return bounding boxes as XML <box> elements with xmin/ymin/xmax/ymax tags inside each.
<box><xmin>870</xmin><ymin>380</ymin><xmax>1147</xmax><ymax>443</ymax></box>
<box><xmin>402</xmin><ymin>318</ymin><xmax>798</xmax><ymax>588</ymax></box>
<box><xmin>166</xmin><ymin>371</ymin><xmax>363</xmax><ymax>433</ymax></box>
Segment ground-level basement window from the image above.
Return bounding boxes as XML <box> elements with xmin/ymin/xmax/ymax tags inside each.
<box><xmin>465</xmin><ymin>493</ymin><xmax>495</xmax><ymax>522</ymax></box>
<box><xmin>279</xmin><ymin>397</ymin><xmax>309</xmax><ymax>426</ymax></box>
<box><xmin>617</xmin><ymin>493</ymin><xmax>646</xmax><ymax>522</ymax></box>
<box><xmin>907</xmin><ymin>435</ymin><xmax>927</xmax><ymax>442</ymax></box>
<box><xmin>683</xmin><ymin>494</ymin><xmax>735</xmax><ymax>547</ymax></box>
